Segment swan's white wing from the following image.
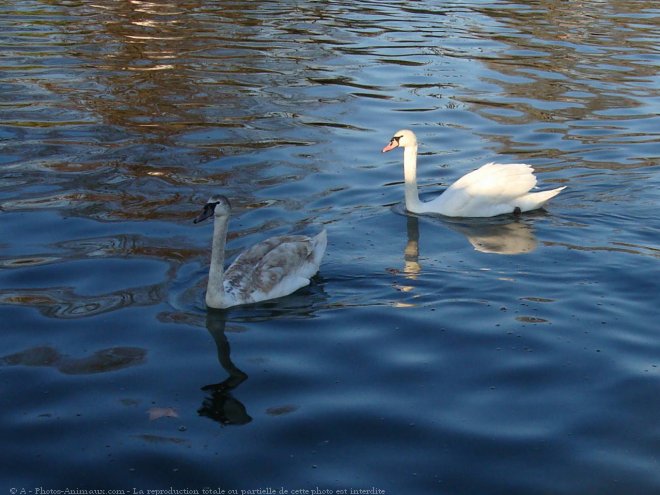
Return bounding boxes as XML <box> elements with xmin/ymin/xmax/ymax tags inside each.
<box><xmin>224</xmin><ymin>231</ymin><xmax>326</xmax><ymax>304</ymax></box>
<box><xmin>449</xmin><ymin>163</ymin><xmax>537</xmax><ymax>198</ymax></box>
<box><xmin>429</xmin><ymin>163</ymin><xmax>538</xmax><ymax>217</ymax></box>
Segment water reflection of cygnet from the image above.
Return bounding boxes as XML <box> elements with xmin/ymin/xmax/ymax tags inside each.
<box><xmin>198</xmin><ymin>311</ymin><xmax>251</xmax><ymax>426</ymax></box>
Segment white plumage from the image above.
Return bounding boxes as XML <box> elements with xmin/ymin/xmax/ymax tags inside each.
<box><xmin>194</xmin><ymin>195</ymin><xmax>327</xmax><ymax>309</ymax></box>
<box><xmin>382</xmin><ymin>129</ymin><xmax>565</xmax><ymax>217</ymax></box>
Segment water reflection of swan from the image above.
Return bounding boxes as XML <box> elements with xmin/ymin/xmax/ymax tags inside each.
<box><xmin>391</xmin><ymin>213</ymin><xmax>537</xmax><ymax>306</ymax></box>
<box><xmin>382</xmin><ymin>129</ymin><xmax>565</xmax><ymax>217</ymax></box>
<box><xmin>198</xmin><ymin>311</ymin><xmax>251</xmax><ymax>426</ymax></box>
<box><xmin>403</xmin><ymin>215</ymin><xmax>422</xmax><ymax>278</ymax></box>
<box><xmin>390</xmin><ymin>216</ymin><xmax>422</xmax><ymax>301</ymax></box>
<box><xmin>442</xmin><ymin>217</ymin><xmax>538</xmax><ymax>255</ymax></box>
<box><xmin>398</xmin><ymin>209</ymin><xmax>538</xmax><ymax>257</ymax></box>
<box><xmin>193</xmin><ymin>194</ymin><xmax>327</xmax><ymax>309</ymax></box>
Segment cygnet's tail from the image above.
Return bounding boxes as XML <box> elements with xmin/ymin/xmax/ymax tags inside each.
<box><xmin>311</xmin><ymin>229</ymin><xmax>328</xmax><ymax>267</ymax></box>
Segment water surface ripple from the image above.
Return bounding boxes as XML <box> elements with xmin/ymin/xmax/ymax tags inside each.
<box><xmin>1</xmin><ymin>1</ymin><xmax>659</xmax><ymax>494</ymax></box>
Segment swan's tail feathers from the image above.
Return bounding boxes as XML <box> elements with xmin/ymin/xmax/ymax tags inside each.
<box><xmin>537</xmin><ymin>186</ymin><xmax>566</xmax><ymax>204</ymax></box>
<box><xmin>311</xmin><ymin>229</ymin><xmax>328</xmax><ymax>267</ymax></box>
<box><xmin>522</xmin><ymin>186</ymin><xmax>566</xmax><ymax>211</ymax></box>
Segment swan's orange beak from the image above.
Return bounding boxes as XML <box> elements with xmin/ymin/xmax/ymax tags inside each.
<box><xmin>382</xmin><ymin>140</ymin><xmax>399</xmax><ymax>153</ymax></box>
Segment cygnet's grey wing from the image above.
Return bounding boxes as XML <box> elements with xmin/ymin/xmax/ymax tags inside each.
<box><xmin>224</xmin><ymin>235</ymin><xmax>321</xmax><ymax>303</ymax></box>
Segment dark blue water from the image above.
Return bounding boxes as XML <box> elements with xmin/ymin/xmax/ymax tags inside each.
<box><xmin>1</xmin><ymin>1</ymin><xmax>659</xmax><ymax>494</ymax></box>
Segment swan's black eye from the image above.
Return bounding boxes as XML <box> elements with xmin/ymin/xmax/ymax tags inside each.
<box><xmin>392</xmin><ymin>135</ymin><xmax>401</xmax><ymax>144</ymax></box>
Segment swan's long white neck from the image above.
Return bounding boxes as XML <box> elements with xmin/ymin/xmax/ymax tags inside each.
<box><xmin>403</xmin><ymin>144</ymin><xmax>424</xmax><ymax>213</ymax></box>
<box><xmin>206</xmin><ymin>213</ymin><xmax>229</xmax><ymax>308</ymax></box>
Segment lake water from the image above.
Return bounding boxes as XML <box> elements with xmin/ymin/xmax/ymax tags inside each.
<box><xmin>1</xmin><ymin>0</ymin><xmax>659</xmax><ymax>493</ymax></box>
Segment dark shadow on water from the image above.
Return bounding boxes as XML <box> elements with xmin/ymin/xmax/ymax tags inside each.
<box><xmin>0</xmin><ymin>284</ymin><xmax>165</xmax><ymax>319</ymax></box>
<box><xmin>0</xmin><ymin>345</ymin><xmax>146</xmax><ymax>374</ymax></box>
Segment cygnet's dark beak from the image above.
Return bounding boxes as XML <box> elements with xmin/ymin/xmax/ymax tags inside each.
<box><xmin>193</xmin><ymin>202</ymin><xmax>217</xmax><ymax>224</ymax></box>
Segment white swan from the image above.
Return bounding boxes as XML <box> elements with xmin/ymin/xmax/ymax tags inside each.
<box><xmin>194</xmin><ymin>195</ymin><xmax>327</xmax><ymax>309</ymax></box>
<box><xmin>382</xmin><ymin>129</ymin><xmax>565</xmax><ymax>217</ymax></box>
